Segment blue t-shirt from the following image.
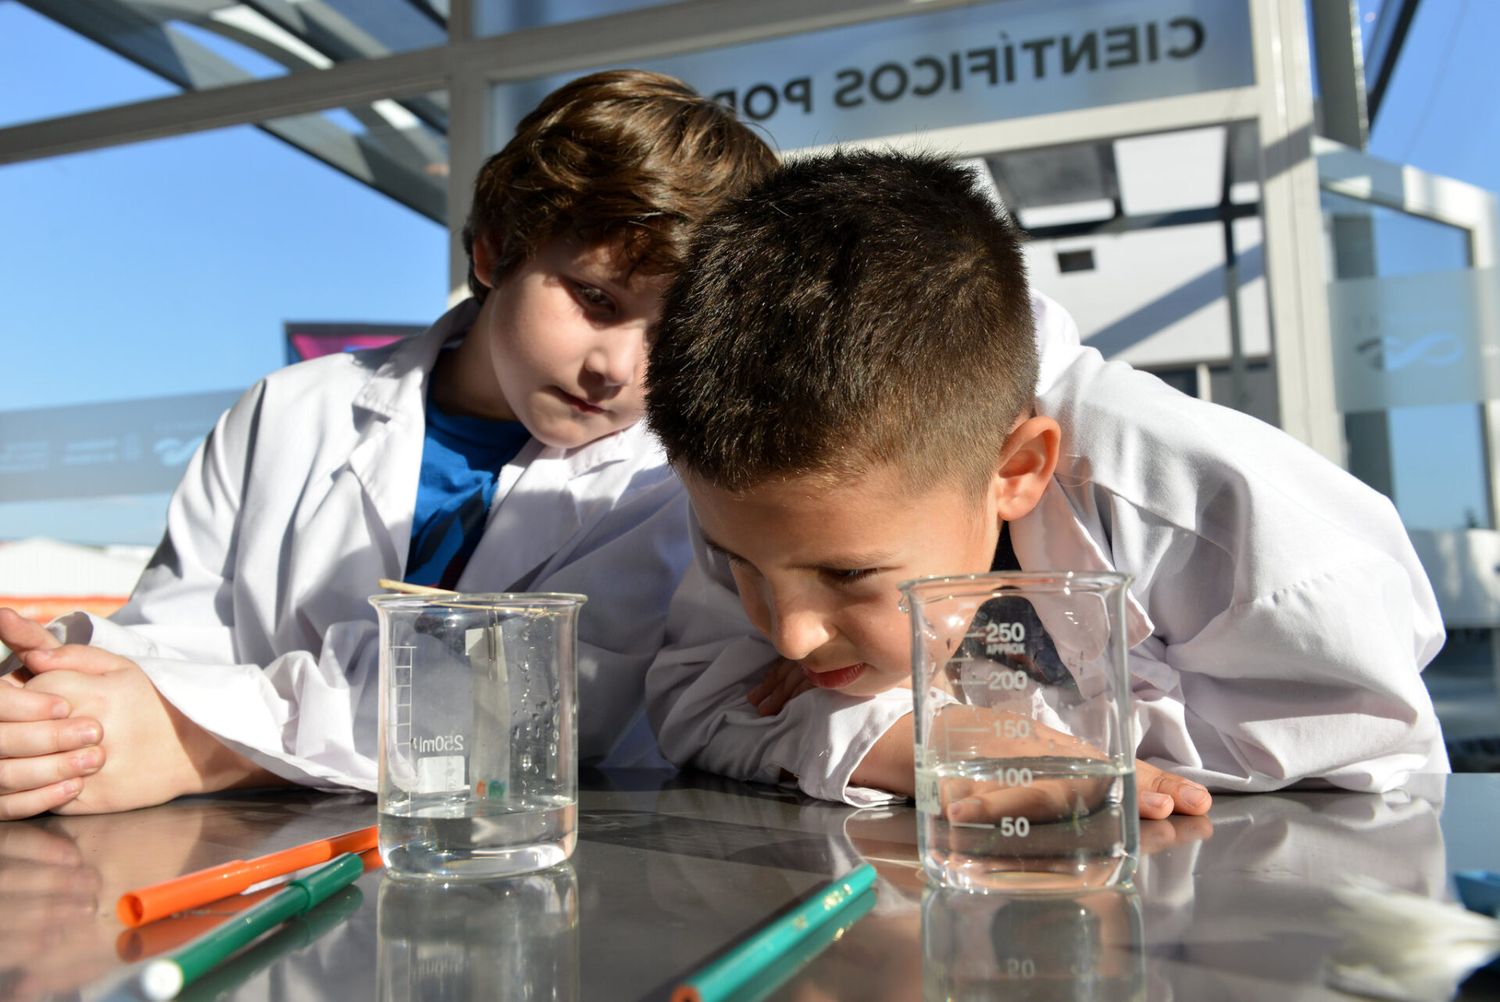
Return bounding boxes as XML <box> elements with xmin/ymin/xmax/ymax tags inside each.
<box><xmin>405</xmin><ymin>400</ymin><xmax>531</xmax><ymax>590</ymax></box>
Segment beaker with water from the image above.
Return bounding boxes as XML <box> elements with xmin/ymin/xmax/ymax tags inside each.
<box><xmin>369</xmin><ymin>592</ymin><xmax>585</xmax><ymax>880</ymax></box>
<box><xmin>900</xmin><ymin>572</ymin><xmax>1138</xmax><ymax>892</ymax></box>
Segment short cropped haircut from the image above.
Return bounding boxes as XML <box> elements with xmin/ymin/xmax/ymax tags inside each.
<box><xmin>462</xmin><ymin>69</ymin><xmax>776</xmax><ymax>299</ymax></box>
<box><xmin>647</xmin><ymin>149</ymin><xmax>1038</xmax><ymax>495</ymax></box>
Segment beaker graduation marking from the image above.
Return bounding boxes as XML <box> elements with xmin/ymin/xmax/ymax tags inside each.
<box><xmin>392</xmin><ymin>645</ymin><xmax>415</xmax><ymax>758</ymax></box>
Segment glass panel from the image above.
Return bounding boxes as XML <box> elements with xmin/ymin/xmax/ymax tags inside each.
<box><xmin>0</xmin><ymin>109</ymin><xmax>447</xmax><ymax>547</ymax></box>
<box><xmin>1141</xmin><ymin>365</ymin><xmax>1198</xmax><ymax>397</ymax></box>
<box><xmin>1357</xmin><ymin>0</ymin><xmax>1387</xmax><ymax>59</ymax></box>
<box><xmin>0</xmin><ymin>3</ymin><xmax>179</xmax><ymax>128</ymax></box>
<box><xmin>1329</xmin><ymin>266</ymin><xmax>1500</xmax><ymax>411</ymax></box>
<box><xmin>1322</xmin><ymin>191</ymin><xmax>1493</xmax><ymax>530</ymax></box>
<box><xmin>491</xmin><ymin>0</ymin><xmax>1256</xmax><ymax>154</ymax></box>
<box><xmin>1028</xmin><ymin>217</ymin><xmax>1268</xmax><ymax>369</ymax></box>
<box><xmin>1322</xmin><ymin>191</ymin><xmax>1471</xmax><ymax>279</ymax></box>
<box><xmin>1388</xmin><ymin>404</ymin><xmax>1491</xmax><ymax>531</ymax></box>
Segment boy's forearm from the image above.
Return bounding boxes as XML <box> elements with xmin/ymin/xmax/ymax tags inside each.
<box><xmin>849</xmin><ymin>714</ymin><xmax>917</xmax><ymax>796</ymax></box>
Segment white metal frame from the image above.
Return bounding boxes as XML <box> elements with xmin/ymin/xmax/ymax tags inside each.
<box><xmin>1249</xmin><ymin>0</ymin><xmax>1343</xmax><ymax>463</ymax></box>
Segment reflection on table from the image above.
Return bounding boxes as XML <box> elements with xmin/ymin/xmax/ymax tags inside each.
<box><xmin>0</xmin><ymin>772</ymin><xmax>1493</xmax><ymax>1001</ymax></box>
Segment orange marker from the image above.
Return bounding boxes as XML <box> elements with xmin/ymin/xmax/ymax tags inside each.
<box><xmin>117</xmin><ymin>825</ymin><xmax>379</xmax><ymax>927</ymax></box>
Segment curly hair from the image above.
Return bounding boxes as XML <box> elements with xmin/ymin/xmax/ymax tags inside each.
<box><xmin>461</xmin><ymin>69</ymin><xmax>776</xmax><ymax>299</ymax></box>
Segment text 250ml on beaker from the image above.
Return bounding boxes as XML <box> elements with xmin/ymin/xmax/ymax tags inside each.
<box><xmin>901</xmin><ymin>572</ymin><xmax>1138</xmax><ymax>893</ymax></box>
<box><xmin>370</xmin><ymin>593</ymin><xmax>585</xmax><ymax>880</ymax></box>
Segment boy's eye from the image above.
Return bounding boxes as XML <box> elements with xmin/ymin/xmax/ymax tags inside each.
<box><xmin>572</xmin><ymin>283</ymin><xmax>616</xmax><ymax>316</ymax></box>
<box><xmin>823</xmin><ymin>567</ymin><xmax>877</xmax><ymax>584</ymax></box>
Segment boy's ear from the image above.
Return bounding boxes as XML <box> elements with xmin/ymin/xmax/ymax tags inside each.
<box><xmin>990</xmin><ymin>415</ymin><xmax>1061</xmax><ymax>521</ymax></box>
<box><xmin>471</xmin><ymin>234</ymin><xmax>500</xmax><ymax>290</ymax></box>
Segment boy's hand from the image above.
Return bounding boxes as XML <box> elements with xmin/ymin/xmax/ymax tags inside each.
<box><xmin>853</xmin><ymin>713</ymin><xmax>1213</xmax><ymax>821</ymax></box>
<box><xmin>0</xmin><ymin>610</ymin><xmax>98</xmax><ymax>820</ymax></box>
<box><xmin>19</xmin><ymin>644</ymin><xmax>287</xmax><ymax>815</ymax></box>
<box><xmin>0</xmin><ymin>625</ymin><xmax>287</xmax><ymax>819</ymax></box>
<box><xmin>747</xmin><ymin>658</ymin><xmax>815</xmax><ymax>717</ymax></box>
<box><xmin>0</xmin><ymin>606</ymin><xmax>61</xmax><ymax>682</ymax></box>
<box><xmin>940</xmin><ymin>755</ymin><xmax>1211</xmax><ymax>824</ymax></box>
<box><xmin>1135</xmin><ymin>759</ymin><xmax>1212</xmax><ymax>819</ymax></box>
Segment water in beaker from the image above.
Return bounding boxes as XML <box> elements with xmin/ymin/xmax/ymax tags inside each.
<box><xmin>370</xmin><ymin>592</ymin><xmax>585</xmax><ymax>880</ymax></box>
<box><xmin>901</xmin><ymin>572</ymin><xmax>1138</xmax><ymax>892</ymax></box>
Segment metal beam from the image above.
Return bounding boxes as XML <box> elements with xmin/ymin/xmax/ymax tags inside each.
<box><xmin>1365</xmin><ymin>0</ymin><xmax>1421</xmax><ymax>125</ymax></box>
<box><xmin>1309</xmin><ymin>0</ymin><xmax>1369</xmax><ymax>149</ymax></box>
<box><xmin>1251</xmin><ymin>0</ymin><xmax>1344</xmax><ymax>462</ymax></box>
<box><xmin>0</xmin><ymin>0</ymin><xmax>976</xmax><ymax>166</ymax></box>
<box><xmin>17</xmin><ymin>0</ymin><xmax>446</xmax><ymax>219</ymax></box>
<box><xmin>446</xmin><ymin>0</ymin><xmax>484</xmax><ymax>301</ymax></box>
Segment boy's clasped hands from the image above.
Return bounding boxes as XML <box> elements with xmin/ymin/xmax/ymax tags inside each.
<box><xmin>0</xmin><ymin>609</ymin><xmax>276</xmax><ymax>819</ymax></box>
<box><xmin>1</xmin><ymin>609</ymin><xmax>122</xmax><ymax>819</ymax></box>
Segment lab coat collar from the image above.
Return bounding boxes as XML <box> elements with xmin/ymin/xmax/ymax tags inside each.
<box><xmin>1008</xmin><ymin>472</ymin><xmax>1156</xmax><ymax>649</ymax></box>
<box><xmin>342</xmin><ymin>298</ymin><xmax>654</xmax><ymax>588</ymax></box>
<box><xmin>1031</xmin><ymin>291</ymin><xmax>1087</xmax><ymax>395</ymax></box>
<box><xmin>351</xmin><ymin>299</ymin><xmax>477</xmax><ymax>420</ymax></box>
<box><xmin>342</xmin><ymin>302</ymin><xmax>477</xmax><ymax>563</ymax></box>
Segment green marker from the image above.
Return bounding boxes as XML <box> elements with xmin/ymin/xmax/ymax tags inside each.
<box><xmin>672</xmin><ymin>863</ymin><xmax>879</xmax><ymax>1002</ymax></box>
<box><xmin>177</xmin><ymin>884</ymin><xmax>365</xmax><ymax>1002</ymax></box>
<box><xmin>138</xmin><ymin>852</ymin><xmax>366</xmax><ymax>1001</ymax></box>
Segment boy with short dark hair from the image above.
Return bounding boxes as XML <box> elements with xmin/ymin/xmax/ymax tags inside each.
<box><xmin>644</xmin><ymin>149</ymin><xmax>1446</xmax><ymax>818</ymax></box>
<box><xmin>0</xmin><ymin>70</ymin><xmax>776</xmax><ymax>820</ymax></box>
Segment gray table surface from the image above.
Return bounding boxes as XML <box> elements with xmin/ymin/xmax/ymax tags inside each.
<box><xmin>4</xmin><ymin>770</ymin><xmax>1496</xmax><ymax>1001</ymax></box>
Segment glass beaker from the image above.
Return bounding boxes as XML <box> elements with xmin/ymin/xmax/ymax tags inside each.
<box><xmin>377</xmin><ymin>863</ymin><xmax>579</xmax><ymax>1002</ymax></box>
<box><xmin>899</xmin><ymin>572</ymin><xmax>1138</xmax><ymax>892</ymax></box>
<box><xmin>369</xmin><ymin>592</ymin><xmax>585</xmax><ymax>880</ymax></box>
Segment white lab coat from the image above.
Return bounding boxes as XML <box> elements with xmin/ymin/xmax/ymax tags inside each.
<box><xmin>645</xmin><ymin>293</ymin><xmax>1447</xmax><ymax>805</ymax></box>
<box><xmin>49</xmin><ymin>300</ymin><xmax>690</xmax><ymax>791</ymax></box>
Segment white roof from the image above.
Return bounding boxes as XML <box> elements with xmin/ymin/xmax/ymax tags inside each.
<box><xmin>0</xmin><ymin>538</ymin><xmax>153</xmax><ymax>596</ymax></box>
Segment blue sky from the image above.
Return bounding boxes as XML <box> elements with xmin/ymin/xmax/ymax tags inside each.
<box><xmin>1365</xmin><ymin>0</ymin><xmax>1500</xmax><ymax>186</ymax></box>
<box><xmin>0</xmin><ymin>0</ymin><xmax>1496</xmax><ymax>544</ymax></box>
<box><xmin>0</xmin><ymin>2</ymin><xmax>446</xmax><ymax>544</ymax></box>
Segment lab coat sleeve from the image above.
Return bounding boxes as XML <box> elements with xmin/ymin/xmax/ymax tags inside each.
<box><xmin>1131</xmin><ymin>553</ymin><xmax>1446</xmax><ymax>794</ymax></box>
<box><xmin>49</xmin><ymin>611</ymin><xmax>379</xmax><ymax>792</ymax></box>
<box><xmin>55</xmin><ymin>382</ymin><xmax>382</xmax><ymax>791</ymax></box>
<box><xmin>646</xmin><ymin>521</ymin><xmax>913</xmax><ymax>806</ymax></box>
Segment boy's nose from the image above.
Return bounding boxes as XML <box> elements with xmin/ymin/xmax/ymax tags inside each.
<box><xmin>764</xmin><ymin>602</ymin><xmax>834</xmax><ymax>664</ymax></box>
<box><xmin>585</xmin><ymin>329</ymin><xmax>645</xmax><ymax>388</ymax></box>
